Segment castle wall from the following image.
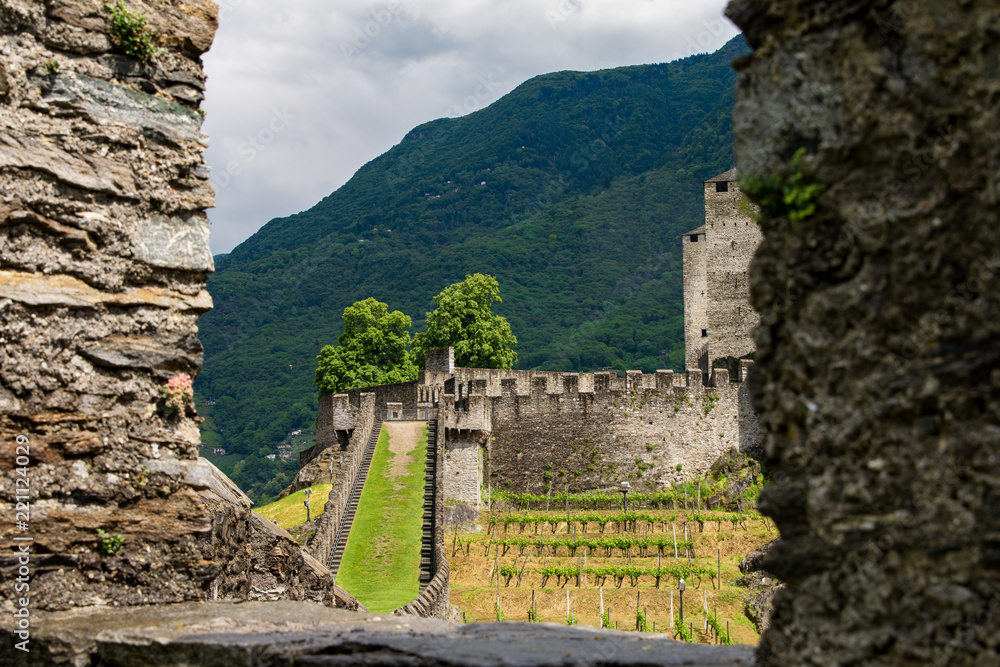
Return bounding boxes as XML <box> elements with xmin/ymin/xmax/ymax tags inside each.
<box><xmin>683</xmin><ymin>227</ymin><xmax>709</xmax><ymax>371</ymax></box>
<box><xmin>704</xmin><ymin>178</ymin><xmax>761</xmax><ymax>364</ymax></box>
<box><xmin>343</xmin><ymin>381</ymin><xmax>420</xmax><ymax>417</ymax></box>
<box><xmin>308</xmin><ymin>393</ymin><xmax>375</xmax><ymax>566</ymax></box>
<box><xmin>317</xmin><ymin>353</ymin><xmax>761</xmax><ymax>504</ymax></box>
<box><xmin>423</xmin><ymin>346</ymin><xmax>454</xmax><ymax>374</ymax></box>
<box><xmin>485</xmin><ymin>370</ymin><xmax>745</xmax><ymax>495</ymax></box>
<box><xmin>441</xmin><ymin>428</ymin><xmax>482</xmax><ymax>507</ymax></box>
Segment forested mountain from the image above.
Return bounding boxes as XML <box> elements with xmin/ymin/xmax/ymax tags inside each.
<box><xmin>196</xmin><ymin>36</ymin><xmax>750</xmax><ymax>501</ymax></box>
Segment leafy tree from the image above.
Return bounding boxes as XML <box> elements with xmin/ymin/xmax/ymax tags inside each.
<box><xmin>412</xmin><ymin>274</ymin><xmax>517</xmax><ymax>369</ymax></box>
<box><xmin>315</xmin><ymin>298</ymin><xmax>417</xmax><ymax>395</ymax></box>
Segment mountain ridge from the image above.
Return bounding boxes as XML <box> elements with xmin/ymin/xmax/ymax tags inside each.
<box><xmin>196</xmin><ymin>36</ymin><xmax>750</xmax><ymax>501</ymax></box>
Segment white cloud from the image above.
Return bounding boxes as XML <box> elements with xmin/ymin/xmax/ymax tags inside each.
<box><xmin>201</xmin><ymin>0</ymin><xmax>739</xmax><ymax>254</ymax></box>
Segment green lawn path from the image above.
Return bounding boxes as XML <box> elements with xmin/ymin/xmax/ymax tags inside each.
<box><xmin>337</xmin><ymin>424</ymin><xmax>428</xmax><ymax>613</ymax></box>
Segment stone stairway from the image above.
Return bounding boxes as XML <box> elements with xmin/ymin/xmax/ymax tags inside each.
<box><xmin>419</xmin><ymin>420</ymin><xmax>438</xmax><ymax>586</ymax></box>
<box><xmin>327</xmin><ymin>419</ymin><xmax>382</xmax><ymax>575</ymax></box>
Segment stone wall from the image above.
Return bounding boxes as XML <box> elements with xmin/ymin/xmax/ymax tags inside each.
<box><xmin>486</xmin><ymin>368</ymin><xmax>748</xmax><ymax>495</ymax></box>
<box><xmin>683</xmin><ymin>171</ymin><xmax>760</xmax><ymax>373</ymax></box>
<box><xmin>307</xmin><ymin>393</ymin><xmax>375</xmax><ymax>566</ymax></box>
<box><xmin>726</xmin><ymin>0</ymin><xmax>1000</xmax><ymax>663</ymax></box>
<box><xmin>317</xmin><ymin>350</ymin><xmax>761</xmax><ymax>508</ymax></box>
<box><xmin>0</xmin><ymin>0</ymin><xmax>221</xmax><ymax>611</ymax></box>
<box><xmin>0</xmin><ymin>0</ymin><xmax>353</xmax><ymax>613</ymax></box>
<box><xmin>197</xmin><ymin>458</ymin><xmax>360</xmax><ymax>610</ymax></box>
<box><xmin>424</xmin><ymin>346</ymin><xmax>454</xmax><ymax>374</ymax></box>
<box><xmin>442</xmin><ymin>428</ymin><xmax>481</xmax><ymax>506</ymax></box>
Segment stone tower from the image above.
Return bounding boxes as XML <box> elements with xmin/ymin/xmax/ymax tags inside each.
<box><xmin>683</xmin><ymin>169</ymin><xmax>761</xmax><ymax>372</ymax></box>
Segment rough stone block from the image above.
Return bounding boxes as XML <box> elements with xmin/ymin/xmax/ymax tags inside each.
<box><xmin>133</xmin><ymin>213</ymin><xmax>214</xmax><ymax>272</ymax></box>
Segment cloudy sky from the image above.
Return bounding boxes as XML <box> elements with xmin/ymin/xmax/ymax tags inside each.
<box><xmin>202</xmin><ymin>0</ymin><xmax>739</xmax><ymax>254</ymax></box>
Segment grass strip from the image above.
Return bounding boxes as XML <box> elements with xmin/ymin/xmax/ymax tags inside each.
<box><xmin>337</xmin><ymin>424</ymin><xmax>428</xmax><ymax>612</ymax></box>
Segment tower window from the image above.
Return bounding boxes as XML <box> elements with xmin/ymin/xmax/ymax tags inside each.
<box><xmin>732</xmin><ymin>240</ymin><xmax>737</xmax><ymax>249</ymax></box>
<box><xmin>701</xmin><ymin>329</ymin><xmax>708</xmax><ymax>337</ymax></box>
<box><xmin>690</xmin><ymin>234</ymin><xmax>698</xmax><ymax>242</ymax></box>
<box><xmin>716</xmin><ymin>181</ymin><xmax>729</xmax><ymax>192</ymax></box>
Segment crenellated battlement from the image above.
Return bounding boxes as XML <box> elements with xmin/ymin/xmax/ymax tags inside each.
<box><xmin>317</xmin><ymin>347</ymin><xmax>759</xmax><ymax>507</ymax></box>
<box><xmin>442</xmin><ymin>363</ymin><xmax>745</xmax><ymax>404</ymax></box>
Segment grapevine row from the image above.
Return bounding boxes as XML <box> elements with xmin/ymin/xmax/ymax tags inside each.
<box><xmin>500</xmin><ymin>563</ymin><xmax>715</xmax><ymax>588</ymax></box>
<box><xmin>494</xmin><ymin>535</ymin><xmax>695</xmax><ymax>557</ymax></box>
<box><xmin>487</xmin><ymin>510</ymin><xmax>756</xmax><ymax>533</ymax></box>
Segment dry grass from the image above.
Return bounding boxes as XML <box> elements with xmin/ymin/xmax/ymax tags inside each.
<box><xmin>256</xmin><ymin>483</ymin><xmax>333</xmax><ymax>528</ymax></box>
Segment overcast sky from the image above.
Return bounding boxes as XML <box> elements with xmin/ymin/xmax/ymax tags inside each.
<box><xmin>201</xmin><ymin>0</ymin><xmax>739</xmax><ymax>255</ymax></box>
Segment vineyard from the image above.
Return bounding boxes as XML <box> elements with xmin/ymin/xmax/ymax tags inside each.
<box><xmin>448</xmin><ymin>490</ymin><xmax>777</xmax><ymax>644</ymax></box>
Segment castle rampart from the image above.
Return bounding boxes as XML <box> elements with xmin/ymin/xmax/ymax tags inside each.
<box><xmin>315</xmin><ymin>349</ymin><xmax>759</xmax><ymax>509</ymax></box>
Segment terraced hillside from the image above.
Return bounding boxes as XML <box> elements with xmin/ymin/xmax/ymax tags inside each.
<box><xmin>449</xmin><ymin>492</ymin><xmax>776</xmax><ymax>644</ymax></box>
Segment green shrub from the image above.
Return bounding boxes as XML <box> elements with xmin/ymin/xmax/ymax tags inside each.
<box><xmin>107</xmin><ymin>1</ymin><xmax>161</xmax><ymax>61</ymax></box>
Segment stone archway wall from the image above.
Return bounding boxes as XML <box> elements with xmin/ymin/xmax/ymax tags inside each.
<box><xmin>725</xmin><ymin>0</ymin><xmax>1000</xmax><ymax>664</ymax></box>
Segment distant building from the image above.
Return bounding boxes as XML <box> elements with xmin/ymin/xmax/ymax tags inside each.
<box><xmin>683</xmin><ymin>169</ymin><xmax>761</xmax><ymax>373</ymax></box>
<box><xmin>212</xmin><ymin>447</ymin><xmax>227</xmax><ymax>456</ymax></box>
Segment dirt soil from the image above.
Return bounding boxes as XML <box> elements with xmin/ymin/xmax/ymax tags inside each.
<box><xmin>384</xmin><ymin>422</ymin><xmax>425</xmax><ymax>481</ymax></box>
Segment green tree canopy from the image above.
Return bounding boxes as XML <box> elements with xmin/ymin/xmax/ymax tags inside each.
<box><xmin>315</xmin><ymin>298</ymin><xmax>418</xmax><ymax>395</ymax></box>
<box><xmin>412</xmin><ymin>274</ymin><xmax>517</xmax><ymax>369</ymax></box>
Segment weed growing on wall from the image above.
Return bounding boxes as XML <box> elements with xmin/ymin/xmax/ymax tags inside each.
<box><xmin>740</xmin><ymin>148</ymin><xmax>826</xmax><ymax>223</ymax></box>
<box><xmin>96</xmin><ymin>528</ymin><xmax>124</xmax><ymax>555</ymax></box>
<box><xmin>107</xmin><ymin>1</ymin><xmax>161</xmax><ymax>61</ymax></box>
